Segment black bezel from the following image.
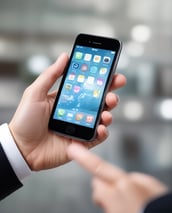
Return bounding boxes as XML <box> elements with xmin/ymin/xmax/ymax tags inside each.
<box><xmin>48</xmin><ymin>33</ymin><xmax>122</xmax><ymax>141</ymax></box>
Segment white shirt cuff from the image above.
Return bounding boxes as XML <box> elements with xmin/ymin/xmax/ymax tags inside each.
<box><xmin>0</xmin><ymin>123</ymin><xmax>31</xmax><ymax>181</ymax></box>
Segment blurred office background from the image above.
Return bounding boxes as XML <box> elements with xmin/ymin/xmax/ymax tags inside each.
<box><xmin>0</xmin><ymin>0</ymin><xmax>172</xmax><ymax>212</ymax></box>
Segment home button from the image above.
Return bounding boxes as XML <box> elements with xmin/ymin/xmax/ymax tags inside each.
<box><xmin>65</xmin><ymin>125</ymin><xmax>76</xmax><ymax>134</ymax></box>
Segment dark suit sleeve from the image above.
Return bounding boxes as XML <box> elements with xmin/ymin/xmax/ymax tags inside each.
<box><xmin>0</xmin><ymin>143</ymin><xmax>23</xmax><ymax>200</ymax></box>
<box><xmin>144</xmin><ymin>193</ymin><xmax>172</xmax><ymax>213</ymax></box>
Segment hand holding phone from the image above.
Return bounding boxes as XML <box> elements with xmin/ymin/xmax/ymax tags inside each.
<box><xmin>49</xmin><ymin>33</ymin><xmax>122</xmax><ymax>141</ymax></box>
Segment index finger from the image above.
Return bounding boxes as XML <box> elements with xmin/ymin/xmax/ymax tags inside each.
<box><xmin>67</xmin><ymin>143</ymin><xmax>126</xmax><ymax>183</ymax></box>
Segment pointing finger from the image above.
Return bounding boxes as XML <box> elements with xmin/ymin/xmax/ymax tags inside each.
<box><xmin>67</xmin><ymin>143</ymin><xmax>125</xmax><ymax>183</ymax></box>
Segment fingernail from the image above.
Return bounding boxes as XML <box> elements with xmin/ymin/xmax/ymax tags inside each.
<box><xmin>116</xmin><ymin>95</ymin><xmax>120</xmax><ymax>105</ymax></box>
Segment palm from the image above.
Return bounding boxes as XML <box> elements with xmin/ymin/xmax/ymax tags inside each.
<box><xmin>10</xmin><ymin>91</ymin><xmax>100</xmax><ymax>171</ymax></box>
<box><xmin>9</xmin><ymin>53</ymin><xmax>126</xmax><ymax>171</ymax></box>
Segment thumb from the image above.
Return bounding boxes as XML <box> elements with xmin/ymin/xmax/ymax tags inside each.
<box><xmin>32</xmin><ymin>52</ymin><xmax>68</xmax><ymax>95</ymax></box>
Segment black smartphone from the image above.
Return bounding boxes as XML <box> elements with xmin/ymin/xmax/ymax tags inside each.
<box><xmin>48</xmin><ymin>33</ymin><xmax>122</xmax><ymax>141</ymax></box>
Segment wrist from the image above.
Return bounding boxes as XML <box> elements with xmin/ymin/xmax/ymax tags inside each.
<box><xmin>8</xmin><ymin>122</ymin><xmax>28</xmax><ymax>161</ymax></box>
<box><xmin>0</xmin><ymin>123</ymin><xmax>31</xmax><ymax>180</ymax></box>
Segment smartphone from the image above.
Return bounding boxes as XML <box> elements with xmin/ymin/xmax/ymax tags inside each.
<box><xmin>48</xmin><ymin>33</ymin><xmax>122</xmax><ymax>141</ymax></box>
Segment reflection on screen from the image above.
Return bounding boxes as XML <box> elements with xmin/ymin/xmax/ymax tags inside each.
<box><xmin>53</xmin><ymin>45</ymin><xmax>116</xmax><ymax>128</ymax></box>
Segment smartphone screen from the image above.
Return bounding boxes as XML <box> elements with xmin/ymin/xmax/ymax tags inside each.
<box><xmin>49</xmin><ymin>34</ymin><xmax>122</xmax><ymax>141</ymax></box>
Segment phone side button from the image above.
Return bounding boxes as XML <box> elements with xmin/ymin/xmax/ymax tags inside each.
<box><xmin>65</xmin><ymin>125</ymin><xmax>76</xmax><ymax>134</ymax></box>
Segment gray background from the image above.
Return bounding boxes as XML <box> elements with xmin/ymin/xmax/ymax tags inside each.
<box><xmin>0</xmin><ymin>0</ymin><xmax>172</xmax><ymax>212</ymax></box>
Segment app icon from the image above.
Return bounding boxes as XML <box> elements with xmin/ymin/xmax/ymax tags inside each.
<box><xmin>97</xmin><ymin>78</ymin><xmax>104</xmax><ymax>86</ymax></box>
<box><xmin>86</xmin><ymin>115</ymin><xmax>94</xmax><ymax>123</ymax></box>
<box><xmin>68</xmin><ymin>72</ymin><xmax>75</xmax><ymax>80</ymax></box>
<box><xmin>86</xmin><ymin>76</ymin><xmax>95</xmax><ymax>84</ymax></box>
<box><xmin>90</xmin><ymin>66</ymin><xmax>98</xmax><ymax>74</ymax></box>
<box><xmin>75</xmin><ymin>113</ymin><xmax>84</xmax><ymax>121</ymax></box>
<box><xmin>67</xmin><ymin>112</ymin><xmax>74</xmax><ymax>119</ymax></box>
<box><xmin>99</xmin><ymin>67</ymin><xmax>107</xmax><ymax>75</ymax></box>
<box><xmin>81</xmin><ymin>64</ymin><xmax>88</xmax><ymax>71</ymax></box>
<box><xmin>73</xmin><ymin>63</ymin><xmax>79</xmax><ymax>69</ymax></box>
<box><xmin>103</xmin><ymin>56</ymin><xmax>111</xmax><ymax>64</ymax></box>
<box><xmin>84</xmin><ymin>53</ymin><xmax>92</xmax><ymax>61</ymax></box>
<box><xmin>57</xmin><ymin>109</ymin><xmax>65</xmax><ymax>116</ymax></box>
<box><xmin>77</xmin><ymin>75</ymin><xmax>85</xmax><ymax>83</ymax></box>
<box><xmin>75</xmin><ymin>52</ymin><xmax>83</xmax><ymax>59</ymax></box>
<box><xmin>93</xmin><ymin>55</ymin><xmax>101</xmax><ymax>63</ymax></box>
<box><xmin>73</xmin><ymin>85</ymin><xmax>81</xmax><ymax>93</ymax></box>
<box><xmin>93</xmin><ymin>89</ymin><xmax>100</xmax><ymax>98</ymax></box>
<box><xmin>65</xmin><ymin>83</ymin><xmax>72</xmax><ymax>90</ymax></box>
